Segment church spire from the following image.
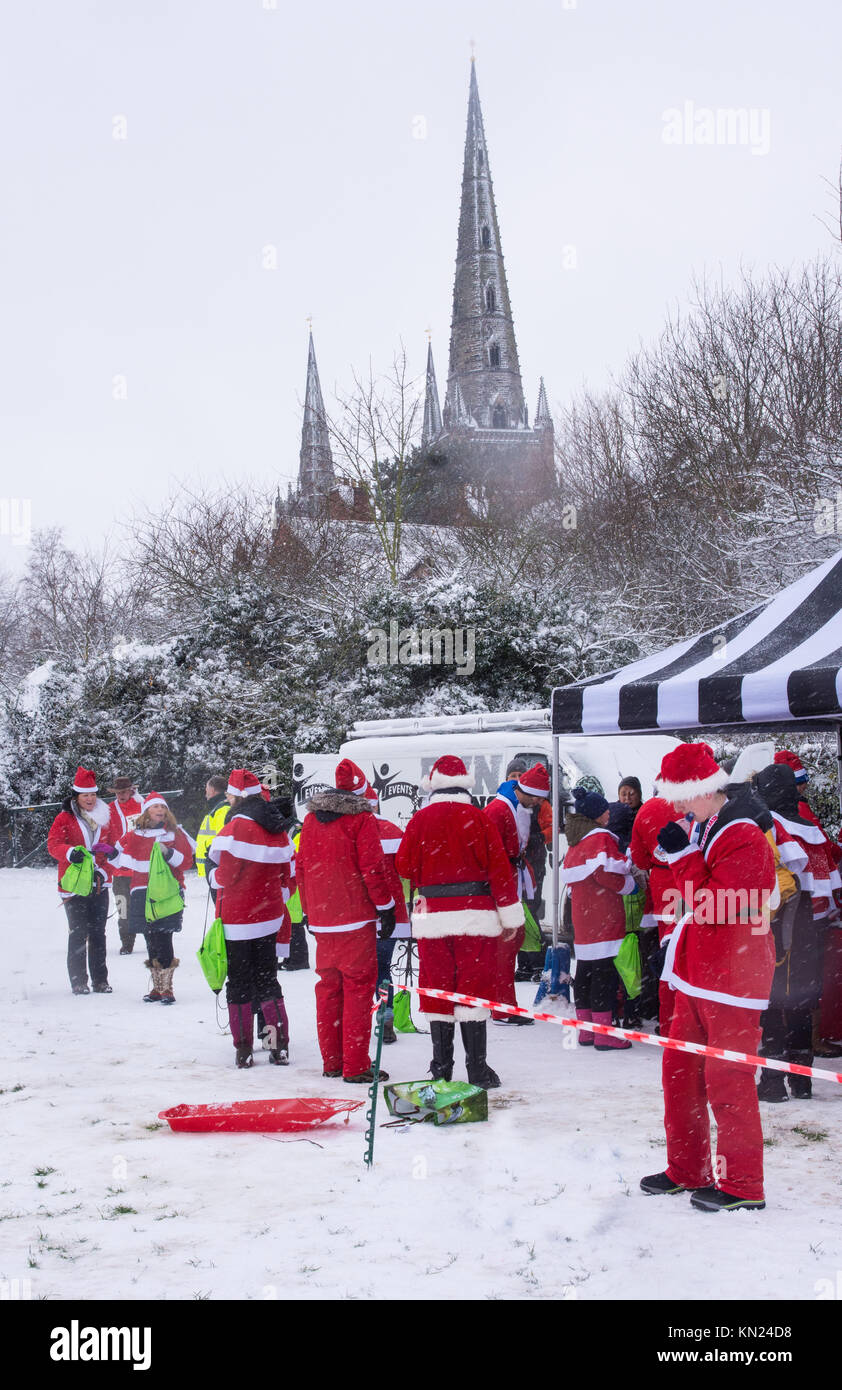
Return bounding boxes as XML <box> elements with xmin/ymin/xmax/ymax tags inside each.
<box><xmin>421</xmin><ymin>338</ymin><xmax>443</xmax><ymax>445</ymax></box>
<box><xmin>298</xmin><ymin>330</ymin><xmax>335</xmax><ymax>503</ymax></box>
<box><xmin>444</xmin><ymin>61</ymin><xmax>526</xmax><ymax>432</ymax></box>
<box><xmin>535</xmin><ymin>377</ymin><xmax>552</xmax><ymax>425</ymax></box>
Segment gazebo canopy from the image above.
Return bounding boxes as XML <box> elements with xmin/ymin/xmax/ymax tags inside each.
<box><xmin>551</xmin><ymin>550</ymin><xmax>842</xmax><ymax>736</ymax></box>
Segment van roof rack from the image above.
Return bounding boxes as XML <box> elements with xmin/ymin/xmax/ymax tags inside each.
<box><xmin>347</xmin><ymin>709</ymin><xmax>551</xmax><ymax>739</ymax></box>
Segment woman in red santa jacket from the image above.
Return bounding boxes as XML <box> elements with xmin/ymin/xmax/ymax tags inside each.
<box><xmin>395</xmin><ymin>754</ymin><xmax>524</xmax><ymax>1089</ymax></box>
<box><xmin>630</xmin><ymin>796</ymin><xmax>692</xmax><ymax>1037</ymax></box>
<box><xmin>206</xmin><ymin>769</ymin><xmax>294</xmax><ymax>1068</ymax></box>
<box><xmin>640</xmin><ymin>742</ymin><xmax>776</xmax><ymax>1213</ymax></box>
<box><xmin>111</xmin><ymin>792</ymin><xmax>193</xmax><ymax>1005</ymax></box>
<box><xmin>560</xmin><ymin>785</ymin><xmax>637</xmax><ymax>1051</ymax></box>
<box><xmin>47</xmin><ymin>766</ymin><xmax>115</xmax><ymax>995</ymax></box>
<box><xmin>297</xmin><ymin>758</ymin><xmax>395</xmax><ymax>1083</ymax></box>
<box><xmin>484</xmin><ymin>763</ymin><xmax>548</xmax><ymax>1025</ymax></box>
<box><xmin>363</xmin><ymin>780</ymin><xmax>409</xmax><ymax>1046</ymax></box>
<box><xmin>105</xmin><ymin>775</ymin><xmax>144</xmax><ymax>955</ymax></box>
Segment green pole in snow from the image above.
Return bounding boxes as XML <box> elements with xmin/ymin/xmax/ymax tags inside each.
<box><xmin>364</xmin><ymin>987</ymin><xmax>388</xmax><ymax>1169</ymax></box>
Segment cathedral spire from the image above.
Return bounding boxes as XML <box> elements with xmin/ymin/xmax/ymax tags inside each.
<box><xmin>444</xmin><ymin>61</ymin><xmax>526</xmax><ymax>432</ymax></box>
<box><xmin>535</xmin><ymin>377</ymin><xmax>552</xmax><ymax>425</ymax></box>
<box><xmin>298</xmin><ymin>330</ymin><xmax>335</xmax><ymax>503</ymax></box>
<box><xmin>421</xmin><ymin>338</ymin><xmax>443</xmax><ymax>445</ymax></box>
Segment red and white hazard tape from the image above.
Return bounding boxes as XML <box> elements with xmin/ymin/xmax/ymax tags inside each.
<box><xmin>393</xmin><ymin>984</ymin><xmax>842</xmax><ymax>1086</ymax></box>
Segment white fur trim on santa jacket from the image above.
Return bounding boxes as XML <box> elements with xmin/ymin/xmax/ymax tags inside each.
<box><xmin>113</xmin><ymin>826</ymin><xmax>194</xmax><ymax>893</ymax></box>
<box><xmin>296</xmin><ymin>791</ymin><xmax>394</xmax><ymax>933</ymax></box>
<box><xmin>395</xmin><ymin>790</ymin><xmax>524</xmax><ymax>939</ymax></box>
<box><xmin>210</xmin><ymin>812</ymin><xmax>294</xmax><ymax>943</ymax></box>
<box><xmin>770</xmin><ymin>812</ymin><xmax>841</xmax><ymax>921</ymax></box>
<box><xmin>560</xmin><ymin>826</ymin><xmax>635</xmax><ymax>957</ymax></box>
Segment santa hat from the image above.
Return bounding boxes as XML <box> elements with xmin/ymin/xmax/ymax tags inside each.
<box><xmin>335</xmin><ymin>758</ymin><xmax>368</xmax><ymax>795</ymax></box>
<box><xmin>656</xmin><ymin>742</ymin><xmax>729</xmax><ymax>802</ymax></box>
<box><xmin>259</xmin><ymin>783</ymin><xmax>272</xmax><ymax>802</ymax></box>
<box><xmin>363</xmin><ymin>782</ymin><xmax>379</xmax><ymax>807</ymax></box>
<box><xmin>774</xmin><ymin>749</ymin><xmax>808</xmax><ymax>784</ymax></box>
<box><xmin>72</xmin><ymin>766</ymin><xmax>98</xmax><ymax>794</ymax></box>
<box><xmin>428</xmin><ymin>755</ymin><xmax>474</xmax><ymax>791</ymax></box>
<box><xmin>142</xmin><ymin>790</ymin><xmax>168</xmax><ymax>811</ymax></box>
<box><xmin>518</xmin><ymin>763</ymin><xmax>550</xmax><ymax>798</ymax></box>
<box><xmin>227</xmin><ymin>768</ymin><xmax>262</xmax><ymax>798</ymax></box>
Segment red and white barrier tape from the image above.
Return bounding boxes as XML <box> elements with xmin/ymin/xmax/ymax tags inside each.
<box><xmin>393</xmin><ymin>984</ymin><xmax>842</xmax><ymax>1086</ymax></box>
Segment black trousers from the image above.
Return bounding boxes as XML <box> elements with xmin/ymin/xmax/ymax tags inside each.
<box><xmin>572</xmin><ymin>956</ymin><xmax>618</xmax><ymax>1014</ymax></box>
<box><xmin>129</xmin><ymin>890</ymin><xmax>183</xmax><ymax>968</ymax></box>
<box><xmin>761</xmin><ymin>1006</ymin><xmax>812</xmax><ymax>1057</ymax></box>
<box><xmin>64</xmin><ymin>890</ymin><xmax>109</xmax><ymax>989</ymax></box>
<box><xmin>285</xmin><ymin>919</ymin><xmax>311</xmax><ymax>969</ymax></box>
<box><xmin>226</xmin><ymin>933</ymin><xmax>286</xmax><ymax>1007</ymax></box>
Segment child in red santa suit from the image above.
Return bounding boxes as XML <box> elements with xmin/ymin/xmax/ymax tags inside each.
<box><xmin>640</xmin><ymin>742</ymin><xmax>776</xmax><ymax>1212</ymax></box>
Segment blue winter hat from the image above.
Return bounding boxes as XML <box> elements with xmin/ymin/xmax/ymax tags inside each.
<box><xmin>573</xmin><ymin>785</ymin><xmax>609</xmax><ymax>820</ymax></box>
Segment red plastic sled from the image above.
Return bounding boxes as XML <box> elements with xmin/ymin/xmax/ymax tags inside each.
<box><xmin>159</xmin><ymin>1098</ymin><xmax>364</xmax><ymax>1133</ymax></box>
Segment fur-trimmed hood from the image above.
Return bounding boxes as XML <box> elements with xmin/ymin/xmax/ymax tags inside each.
<box><xmin>232</xmin><ymin>796</ymin><xmax>292</xmax><ymax>835</ymax></box>
<box><xmin>307</xmin><ymin>789</ymin><xmax>374</xmax><ymax>822</ymax></box>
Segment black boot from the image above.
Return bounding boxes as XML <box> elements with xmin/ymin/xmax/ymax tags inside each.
<box><xmin>235</xmin><ymin>1043</ymin><xmax>253</xmax><ymax>1069</ymax></box>
<box><xmin>460</xmin><ymin>1021</ymin><xmax>500</xmax><ymax>1090</ymax></box>
<box><xmin>429</xmin><ymin>1021</ymin><xmax>455</xmax><ymax>1080</ymax></box>
<box><xmin>786</xmin><ymin>1050</ymin><xmax>813</xmax><ymax>1099</ymax></box>
<box><xmin>757</xmin><ymin>1066</ymin><xmax>788</xmax><ymax>1103</ymax></box>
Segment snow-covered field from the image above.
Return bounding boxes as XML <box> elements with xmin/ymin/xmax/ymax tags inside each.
<box><xmin>3</xmin><ymin>867</ymin><xmax>842</xmax><ymax>1303</ymax></box>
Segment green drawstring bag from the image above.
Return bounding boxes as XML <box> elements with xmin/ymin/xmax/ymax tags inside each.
<box><xmin>384</xmin><ymin>1079</ymin><xmax>488</xmax><ymax>1126</ymax></box>
<box><xmin>197</xmin><ymin>917</ymin><xmax>228</xmax><ymax>994</ymax></box>
<box><xmin>623</xmin><ymin>887</ymin><xmax>645</xmax><ymax>934</ymax></box>
<box><xmin>60</xmin><ymin>847</ymin><xmax>94</xmax><ymax>897</ymax></box>
<box><xmin>145</xmin><ymin>841</ymin><xmax>184</xmax><ymax>923</ymax></box>
<box><xmin>522</xmin><ymin>901</ymin><xmax>543</xmax><ymax>953</ymax></box>
<box><xmin>393</xmin><ymin>988</ymin><xmax>420</xmax><ymax>1034</ymax></box>
<box><xmin>614</xmin><ymin>932</ymin><xmax>642</xmax><ymax>999</ymax></box>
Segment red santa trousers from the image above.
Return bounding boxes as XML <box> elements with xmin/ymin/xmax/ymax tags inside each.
<box><xmin>663</xmin><ymin>990</ymin><xmax>765</xmax><ymax>1201</ymax></box>
<box><xmin>314</xmin><ymin>924</ymin><xmax>378</xmax><ymax>1077</ymax></box>
<box><xmin>492</xmin><ymin>924</ymin><xmax>525</xmax><ymax>1021</ymax></box>
<box><xmin>418</xmin><ymin>934</ymin><xmax>498</xmax><ymax>1021</ymax></box>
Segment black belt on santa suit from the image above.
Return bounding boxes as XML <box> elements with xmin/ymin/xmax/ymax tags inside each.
<box><xmin>418</xmin><ymin>881</ymin><xmax>491</xmax><ymax>897</ymax></box>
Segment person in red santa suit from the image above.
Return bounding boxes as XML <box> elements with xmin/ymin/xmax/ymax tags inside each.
<box><xmin>560</xmin><ymin>785</ymin><xmax>637</xmax><ymax>1051</ymax></box>
<box><xmin>395</xmin><ymin>754</ymin><xmax>524</xmax><ymax>1089</ymax></box>
<box><xmin>47</xmin><ymin>766</ymin><xmax>115</xmax><ymax>995</ymax></box>
<box><xmin>362</xmin><ymin>781</ymin><xmax>409</xmax><ymax>1046</ymax></box>
<box><xmin>296</xmin><ymin>759</ymin><xmax>395</xmax><ymax>1083</ymax></box>
<box><xmin>640</xmin><ymin>742</ymin><xmax>776</xmax><ymax>1212</ymax></box>
<box><xmin>206</xmin><ymin>769</ymin><xmax>295</xmax><ymax>1067</ymax></box>
<box><xmin>484</xmin><ymin>762</ymin><xmax>549</xmax><ymax>1025</ymax></box>
<box><xmin>105</xmin><ymin>775</ymin><xmax>144</xmax><ymax>954</ymax></box>
<box><xmin>630</xmin><ymin>796</ymin><xmax>693</xmax><ymax>1037</ymax></box>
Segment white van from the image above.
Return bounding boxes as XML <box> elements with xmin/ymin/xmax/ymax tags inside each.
<box><xmin>292</xmin><ymin>709</ymin><xmax>678</xmax><ymax>834</ymax></box>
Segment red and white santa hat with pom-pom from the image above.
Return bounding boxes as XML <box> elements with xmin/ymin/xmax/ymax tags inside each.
<box><xmin>227</xmin><ymin>768</ymin><xmax>262</xmax><ymax>798</ymax></box>
<box><xmin>142</xmin><ymin>790</ymin><xmax>168</xmax><ymax>811</ymax></box>
<box><xmin>656</xmin><ymin>741</ymin><xmax>729</xmax><ymax>803</ymax></box>
<box><xmin>427</xmin><ymin>754</ymin><xmax>474</xmax><ymax>792</ymax></box>
<box><xmin>72</xmin><ymin>766</ymin><xmax>98</xmax><ymax>793</ymax></box>
<box><xmin>335</xmin><ymin>758</ymin><xmax>368</xmax><ymax>795</ymax></box>
<box><xmin>518</xmin><ymin>763</ymin><xmax>550</xmax><ymax>797</ymax></box>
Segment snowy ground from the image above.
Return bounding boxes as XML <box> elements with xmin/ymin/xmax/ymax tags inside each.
<box><xmin>3</xmin><ymin>868</ymin><xmax>842</xmax><ymax>1303</ymax></box>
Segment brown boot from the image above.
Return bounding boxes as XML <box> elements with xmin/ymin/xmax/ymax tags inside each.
<box><xmin>158</xmin><ymin>958</ymin><xmax>179</xmax><ymax>1006</ymax></box>
<box><xmin>143</xmin><ymin>959</ymin><xmax>163</xmax><ymax>1003</ymax></box>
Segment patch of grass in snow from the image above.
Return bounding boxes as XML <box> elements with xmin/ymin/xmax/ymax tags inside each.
<box><xmin>33</xmin><ymin>1167</ymin><xmax>56</xmax><ymax>1177</ymax></box>
<box><xmin>793</xmin><ymin>1124</ymin><xmax>829</xmax><ymax>1143</ymax></box>
<box><xmin>143</xmin><ymin>1122</ymin><xmax>163</xmax><ymax>1131</ymax></box>
<box><xmin>109</xmin><ymin>1205</ymin><xmax>137</xmax><ymax>1216</ymax></box>
<box><xmin>0</xmin><ymin>1084</ymin><xmax>24</xmax><ymax>1094</ymax></box>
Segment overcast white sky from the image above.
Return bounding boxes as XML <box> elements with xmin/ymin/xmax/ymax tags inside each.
<box><xmin>1</xmin><ymin>0</ymin><xmax>840</xmax><ymax>569</ymax></box>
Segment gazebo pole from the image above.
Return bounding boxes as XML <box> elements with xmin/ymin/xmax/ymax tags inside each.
<box><xmin>837</xmin><ymin>724</ymin><xmax>842</xmax><ymax>818</ymax></box>
<box><xmin>551</xmin><ymin>733</ymin><xmax>560</xmax><ymax>952</ymax></box>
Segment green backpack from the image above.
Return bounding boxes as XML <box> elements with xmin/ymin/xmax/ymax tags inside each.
<box><xmin>145</xmin><ymin>841</ymin><xmax>184</xmax><ymax>923</ymax></box>
<box><xmin>614</xmin><ymin>932</ymin><xmax>642</xmax><ymax>1000</ymax></box>
<box><xmin>60</xmin><ymin>847</ymin><xmax>94</xmax><ymax>897</ymax></box>
<box><xmin>197</xmin><ymin>916</ymin><xmax>228</xmax><ymax>994</ymax></box>
<box><xmin>522</xmin><ymin>901</ymin><xmax>543</xmax><ymax>953</ymax></box>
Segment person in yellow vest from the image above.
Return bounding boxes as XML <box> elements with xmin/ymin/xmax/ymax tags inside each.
<box><xmin>196</xmin><ymin>776</ymin><xmax>229</xmax><ymax>895</ymax></box>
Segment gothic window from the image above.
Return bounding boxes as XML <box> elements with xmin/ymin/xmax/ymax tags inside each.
<box><xmin>492</xmin><ymin>405</ymin><xmax>507</xmax><ymax>428</ymax></box>
<box><xmin>481</xmin><ymin>224</ymin><xmax>490</xmax><ymax>248</ymax></box>
<box><xmin>489</xmin><ymin>344</ymin><xmax>500</xmax><ymax>367</ymax></box>
<box><xmin>485</xmin><ymin>284</ymin><xmax>496</xmax><ymax>312</ymax></box>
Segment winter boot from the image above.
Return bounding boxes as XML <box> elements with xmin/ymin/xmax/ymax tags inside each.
<box><xmin>592</xmin><ymin>1010</ymin><xmax>632</xmax><ymax>1050</ymax></box>
<box><xmin>576</xmin><ymin>1007</ymin><xmax>594</xmax><ymax>1045</ymax></box>
<box><xmin>382</xmin><ymin>1009</ymin><xmax>397</xmax><ymax>1045</ymax></box>
<box><xmin>143</xmin><ymin>959</ymin><xmax>163</xmax><ymax>1003</ymax></box>
<box><xmin>229</xmin><ymin>1002</ymin><xmax>254</xmax><ymax>1068</ymax></box>
<box><xmin>259</xmin><ymin>997</ymin><xmax>290</xmax><ymax>1065</ymax></box>
<box><xmin>786</xmin><ymin>1050</ymin><xmax>813</xmax><ymax>1099</ymax></box>
<box><xmin>757</xmin><ymin>1066</ymin><xmax>788</xmax><ymax>1103</ymax></box>
<box><xmin>429</xmin><ymin>1021</ymin><xmax>455</xmax><ymax>1081</ymax></box>
<box><xmin>158</xmin><ymin>958</ymin><xmax>178</xmax><ymax>1005</ymax></box>
<box><xmin>640</xmin><ymin>1171</ymin><xmax>693</xmax><ymax>1196</ymax></box>
<box><xmin>343</xmin><ymin>1068</ymin><xmax>390</xmax><ymax>1084</ymax></box>
<box><xmin>460</xmin><ymin>1020</ymin><xmax>501</xmax><ymax>1090</ymax></box>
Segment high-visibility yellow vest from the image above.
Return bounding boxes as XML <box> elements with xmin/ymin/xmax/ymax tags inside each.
<box><xmin>196</xmin><ymin>800</ymin><xmax>229</xmax><ymax>877</ymax></box>
<box><xmin>287</xmin><ymin>831</ymin><xmax>302</xmax><ymax>923</ymax></box>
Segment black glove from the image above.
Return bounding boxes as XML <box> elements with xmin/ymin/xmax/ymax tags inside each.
<box><xmin>68</xmin><ymin>847</ymin><xmax>86</xmax><ymax>864</ymax></box>
<box><xmin>657</xmin><ymin>822</ymin><xmax>691</xmax><ymax>855</ymax></box>
<box><xmin>161</xmin><ymin>846</ymin><xmax>174</xmax><ymax>862</ymax></box>
<box><xmin>379</xmin><ymin>907</ymin><xmax>396</xmax><ymax>939</ymax></box>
